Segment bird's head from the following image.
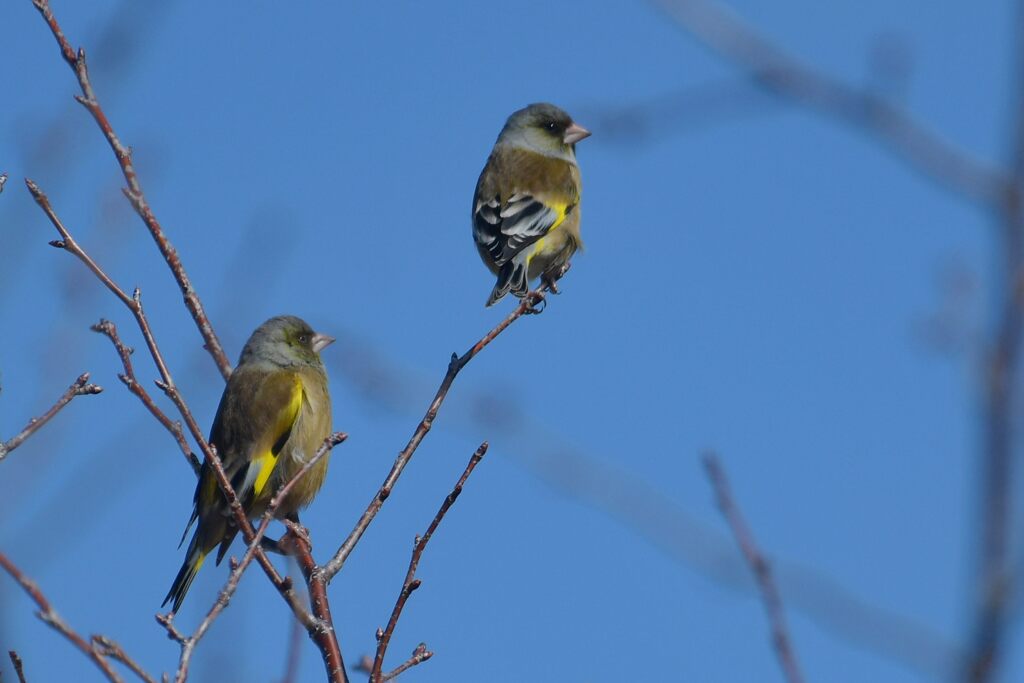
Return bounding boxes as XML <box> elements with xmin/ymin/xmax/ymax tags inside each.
<box><xmin>498</xmin><ymin>103</ymin><xmax>590</xmax><ymax>160</ymax></box>
<box><xmin>239</xmin><ymin>315</ymin><xmax>335</xmax><ymax>369</ymax></box>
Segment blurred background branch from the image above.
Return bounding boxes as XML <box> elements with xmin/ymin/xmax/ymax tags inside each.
<box><xmin>648</xmin><ymin>0</ymin><xmax>1007</xmax><ymax>206</ymax></box>
<box><xmin>704</xmin><ymin>453</ymin><xmax>806</xmax><ymax>683</ymax></box>
<box><xmin>333</xmin><ymin>331</ymin><xmax>965</xmax><ymax>679</ymax></box>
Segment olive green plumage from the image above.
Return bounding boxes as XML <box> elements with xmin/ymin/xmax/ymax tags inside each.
<box><xmin>163</xmin><ymin>315</ymin><xmax>335</xmax><ymax>613</ymax></box>
<box><xmin>472</xmin><ymin>103</ymin><xmax>591</xmax><ymax>306</ymax></box>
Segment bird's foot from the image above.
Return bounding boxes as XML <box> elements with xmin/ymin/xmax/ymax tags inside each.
<box><xmin>280</xmin><ymin>519</ymin><xmax>313</xmax><ymax>553</ymax></box>
<box><xmin>523</xmin><ymin>290</ymin><xmax>547</xmax><ymax>315</ymax></box>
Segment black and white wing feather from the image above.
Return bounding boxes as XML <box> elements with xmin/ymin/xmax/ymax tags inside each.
<box><xmin>473</xmin><ymin>192</ymin><xmax>561</xmax><ymax>267</ymax></box>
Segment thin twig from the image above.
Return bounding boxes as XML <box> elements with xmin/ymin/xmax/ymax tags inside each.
<box><xmin>8</xmin><ymin>651</ymin><xmax>27</xmax><ymax>683</ymax></box>
<box><xmin>30</xmin><ymin>0</ymin><xmax>232</xmax><ymax>380</ymax></box>
<box><xmin>164</xmin><ymin>433</ymin><xmax>348</xmax><ymax>683</ymax></box>
<box><xmin>324</xmin><ymin>292</ymin><xmax>545</xmax><ymax>581</ymax></box>
<box><xmin>370</xmin><ymin>442</ymin><xmax>488</xmax><ymax>682</ymax></box>
<box><xmin>91</xmin><ymin>319</ymin><xmax>199</xmax><ymax>473</ymax></box>
<box><xmin>26</xmin><ymin>179</ymin><xmax>210</xmax><ymax>458</ymax></box>
<box><xmin>702</xmin><ymin>454</ymin><xmax>805</xmax><ymax>683</ymax></box>
<box><xmin>381</xmin><ymin>644</ymin><xmax>432</xmax><ymax>682</ymax></box>
<box><xmin>0</xmin><ymin>373</ymin><xmax>101</xmax><ymax>462</ymax></box>
<box><xmin>650</xmin><ymin>0</ymin><xmax>1009</xmax><ymax>206</ymax></box>
<box><xmin>0</xmin><ymin>552</ymin><xmax>124</xmax><ymax>682</ymax></box>
<box><xmin>91</xmin><ymin>636</ymin><xmax>158</xmax><ymax>683</ymax></box>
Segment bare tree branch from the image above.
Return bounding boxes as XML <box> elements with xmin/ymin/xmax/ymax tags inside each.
<box><xmin>29</xmin><ymin>0</ymin><xmax>232</xmax><ymax>380</ymax></box>
<box><xmin>0</xmin><ymin>373</ymin><xmax>102</xmax><ymax>463</ymax></box>
<box><xmin>30</xmin><ymin>0</ymin><xmax>234</xmax><ymax>378</ymax></box>
<box><xmin>324</xmin><ymin>292</ymin><xmax>545</xmax><ymax>581</ymax></box>
<box><xmin>26</xmin><ymin>179</ymin><xmax>213</xmax><ymax>460</ymax></box>
<box><xmin>286</xmin><ymin>537</ymin><xmax>348</xmax><ymax>683</ymax></box>
<box><xmin>8</xmin><ymin>651</ymin><xmax>27</xmax><ymax>683</ymax></box>
<box><xmin>370</xmin><ymin>442</ymin><xmax>487</xmax><ymax>682</ymax></box>
<box><xmin>91</xmin><ymin>319</ymin><xmax>199</xmax><ymax>473</ymax></box>
<box><xmin>91</xmin><ymin>636</ymin><xmax>158</xmax><ymax>683</ymax></box>
<box><xmin>0</xmin><ymin>552</ymin><xmax>125</xmax><ymax>682</ymax></box>
<box><xmin>381</xmin><ymin>644</ymin><xmax>432</xmax><ymax>683</ymax></box>
<box><xmin>703</xmin><ymin>453</ymin><xmax>805</xmax><ymax>683</ymax></box>
<box><xmin>963</xmin><ymin>2</ymin><xmax>1024</xmax><ymax>675</ymax></box>
<box><xmin>649</xmin><ymin>0</ymin><xmax>1009</xmax><ymax>206</ymax></box>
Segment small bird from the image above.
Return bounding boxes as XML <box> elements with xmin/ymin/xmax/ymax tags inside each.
<box><xmin>472</xmin><ymin>103</ymin><xmax>591</xmax><ymax>306</ymax></box>
<box><xmin>163</xmin><ymin>315</ymin><xmax>334</xmax><ymax>613</ymax></box>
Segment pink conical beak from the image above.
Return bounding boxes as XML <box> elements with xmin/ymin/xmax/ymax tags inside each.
<box><xmin>563</xmin><ymin>122</ymin><xmax>591</xmax><ymax>145</ymax></box>
<box><xmin>311</xmin><ymin>332</ymin><xmax>335</xmax><ymax>354</ymax></box>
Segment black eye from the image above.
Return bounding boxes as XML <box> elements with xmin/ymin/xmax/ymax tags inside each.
<box><xmin>298</xmin><ymin>334</ymin><xmax>310</xmax><ymax>345</ymax></box>
<box><xmin>546</xmin><ymin>121</ymin><xmax>558</xmax><ymax>132</ymax></box>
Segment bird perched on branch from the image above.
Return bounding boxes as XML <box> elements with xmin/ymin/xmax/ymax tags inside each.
<box><xmin>472</xmin><ymin>103</ymin><xmax>591</xmax><ymax>306</ymax></box>
<box><xmin>163</xmin><ymin>315</ymin><xmax>334</xmax><ymax>613</ymax></box>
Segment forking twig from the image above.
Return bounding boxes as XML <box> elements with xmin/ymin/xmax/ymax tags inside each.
<box><xmin>369</xmin><ymin>442</ymin><xmax>487</xmax><ymax>682</ymax></box>
<box><xmin>0</xmin><ymin>553</ymin><xmax>128</xmax><ymax>683</ymax></box>
<box><xmin>0</xmin><ymin>373</ymin><xmax>102</xmax><ymax>463</ymax></box>
<box><xmin>324</xmin><ymin>288</ymin><xmax>549</xmax><ymax>581</ymax></box>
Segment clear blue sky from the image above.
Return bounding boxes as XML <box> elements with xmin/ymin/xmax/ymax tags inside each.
<box><xmin>1</xmin><ymin>1</ymin><xmax>1018</xmax><ymax>681</ymax></box>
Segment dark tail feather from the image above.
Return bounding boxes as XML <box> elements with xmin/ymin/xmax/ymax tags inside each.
<box><xmin>214</xmin><ymin>527</ymin><xmax>240</xmax><ymax>566</ymax></box>
<box><xmin>487</xmin><ymin>261</ymin><xmax>529</xmax><ymax>307</ymax></box>
<box><xmin>163</xmin><ymin>534</ymin><xmax>207</xmax><ymax>613</ymax></box>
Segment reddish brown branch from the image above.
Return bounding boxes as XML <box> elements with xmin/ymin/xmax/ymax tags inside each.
<box><xmin>381</xmin><ymin>644</ymin><xmax>432</xmax><ymax>682</ymax></box>
<box><xmin>0</xmin><ymin>373</ymin><xmax>102</xmax><ymax>463</ymax></box>
<box><xmin>0</xmin><ymin>552</ymin><xmax>124</xmax><ymax>682</ymax></box>
<box><xmin>702</xmin><ymin>454</ymin><xmax>805</xmax><ymax>683</ymax></box>
<box><xmin>91</xmin><ymin>319</ymin><xmax>199</xmax><ymax>473</ymax></box>
<box><xmin>324</xmin><ymin>292</ymin><xmax>545</xmax><ymax>581</ymax></box>
<box><xmin>91</xmin><ymin>636</ymin><xmax>158</xmax><ymax>683</ymax></box>
<box><xmin>369</xmin><ymin>442</ymin><xmax>488</xmax><ymax>683</ymax></box>
<box><xmin>285</xmin><ymin>529</ymin><xmax>348</xmax><ymax>683</ymax></box>
<box><xmin>8</xmin><ymin>651</ymin><xmax>27</xmax><ymax>683</ymax></box>
<box><xmin>164</xmin><ymin>433</ymin><xmax>348</xmax><ymax>683</ymax></box>
<box><xmin>30</xmin><ymin>0</ymin><xmax>232</xmax><ymax>380</ymax></box>
<box><xmin>26</xmin><ymin>179</ymin><xmax>210</xmax><ymax>460</ymax></box>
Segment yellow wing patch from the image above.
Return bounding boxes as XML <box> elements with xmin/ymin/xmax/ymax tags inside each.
<box><xmin>252</xmin><ymin>374</ymin><xmax>304</xmax><ymax>497</ymax></box>
<box><xmin>527</xmin><ymin>202</ymin><xmax>570</xmax><ymax>265</ymax></box>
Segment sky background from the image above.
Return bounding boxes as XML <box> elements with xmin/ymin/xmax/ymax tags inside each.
<box><xmin>0</xmin><ymin>1</ymin><xmax>1018</xmax><ymax>681</ymax></box>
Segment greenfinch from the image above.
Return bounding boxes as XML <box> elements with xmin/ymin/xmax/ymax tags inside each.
<box><xmin>472</xmin><ymin>103</ymin><xmax>590</xmax><ymax>306</ymax></box>
<box><xmin>163</xmin><ymin>315</ymin><xmax>334</xmax><ymax>613</ymax></box>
